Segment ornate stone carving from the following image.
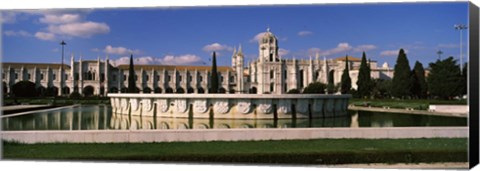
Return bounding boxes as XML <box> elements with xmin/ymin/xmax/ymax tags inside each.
<box><xmin>121</xmin><ymin>99</ymin><xmax>128</xmax><ymax>110</ymax></box>
<box><xmin>296</xmin><ymin>99</ymin><xmax>308</xmax><ymax>113</ymax></box>
<box><xmin>236</xmin><ymin>100</ymin><xmax>251</xmax><ymax>114</ymax></box>
<box><xmin>175</xmin><ymin>99</ymin><xmax>188</xmax><ymax>113</ymax></box>
<box><xmin>194</xmin><ymin>99</ymin><xmax>208</xmax><ymax>113</ymax></box>
<box><xmin>325</xmin><ymin>99</ymin><xmax>335</xmax><ymax>112</ymax></box>
<box><xmin>277</xmin><ymin>100</ymin><xmax>291</xmax><ymax>114</ymax></box>
<box><xmin>158</xmin><ymin>99</ymin><xmax>169</xmax><ymax>113</ymax></box>
<box><xmin>142</xmin><ymin>99</ymin><xmax>152</xmax><ymax>112</ymax></box>
<box><xmin>130</xmin><ymin>98</ymin><xmax>139</xmax><ymax>111</ymax></box>
<box><xmin>214</xmin><ymin>99</ymin><xmax>229</xmax><ymax>114</ymax></box>
<box><xmin>312</xmin><ymin>99</ymin><xmax>324</xmax><ymax>112</ymax></box>
<box><xmin>258</xmin><ymin>100</ymin><xmax>272</xmax><ymax>114</ymax></box>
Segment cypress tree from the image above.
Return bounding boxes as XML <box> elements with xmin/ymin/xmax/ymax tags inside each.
<box><xmin>327</xmin><ymin>70</ymin><xmax>335</xmax><ymax>94</ymax></box>
<box><xmin>427</xmin><ymin>57</ymin><xmax>463</xmax><ymax>99</ymax></box>
<box><xmin>127</xmin><ymin>54</ymin><xmax>136</xmax><ymax>93</ymax></box>
<box><xmin>411</xmin><ymin>61</ymin><xmax>427</xmax><ymax>99</ymax></box>
<box><xmin>391</xmin><ymin>49</ymin><xmax>412</xmax><ymax>99</ymax></box>
<box><xmin>210</xmin><ymin>51</ymin><xmax>219</xmax><ymax>94</ymax></box>
<box><xmin>340</xmin><ymin>56</ymin><xmax>351</xmax><ymax>94</ymax></box>
<box><xmin>356</xmin><ymin>51</ymin><xmax>371</xmax><ymax>98</ymax></box>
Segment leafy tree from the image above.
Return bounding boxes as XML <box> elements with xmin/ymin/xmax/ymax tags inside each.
<box><xmin>411</xmin><ymin>61</ymin><xmax>428</xmax><ymax>99</ymax></box>
<box><xmin>209</xmin><ymin>51</ymin><xmax>219</xmax><ymax>93</ymax></box>
<box><xmin>371</xmin><ymin>79</ymin><xmax>392</xmax><ymax>99</ymax></box>
<box><xmin>12</xmin><ymin>81</ymin><xmax>37</xmax><ymax>97</ymax></box>
<box><xmin>327</xmin><ymin>70</ymin><xmax>335</xmax><ymax>94</ymax></box>
<box><xmin>459</xmin><ymin>62</ymin><xmax>468</xmax><ymax>96</ymax></box>
<box><xmin>286</xmin><ymin>89</ymin><xmax>300</xmax><ymax>94</ymax></box>
<box><xmin>356</xmin><ymin>51</ymin><xmax>371</xmax><ymax>98</ymax></box>
<box><xmin>303</xmin><ymin>82</ymin><xmax>327</xmax><ymax>94</ymax></box>
<box><xmin>391</xmin><ymin>49</ymin><xmax>412</xmax><ymax>99</ymax></box>
<box><xmin>427</xmin><ymin>57</ymin><xmax>463</xmax><ymax>99</ymax></box>
<box><xmin>127</xmin><ymin>54</ymin><xmax>137</xmax><ymax>93</ymax></box>
<box><xmin>340</xmin><ymin>56</ymin><xmax>351</xmax><ymax>94</ymax></box>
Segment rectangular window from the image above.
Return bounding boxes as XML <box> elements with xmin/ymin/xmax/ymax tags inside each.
<box><xmin>179</xmin><ymin>76</ymin><xmax>182</xmax><ymax>82</ymax></box>
<box><xmin>284</xmin><ymin>70</ymin><xmax>287</xmax><ymax>79</ymax></box>
<box><xmin>123</xmin><ymin>74</ymin><xmax>126</xmax><ymax>81</ymax></box>
<box><xmin>168</xmin><ymin>75</ymin><xmax>171</xmax><ymax>82</ymax></box>
<box><xmin>220</xmin><ymin>76</ymin><xmax>224</xmax><ymax>83</ymax></box>
<box><xmin>41</xmin><ymin>74</ymin><xmax>44</xmax><ymax>80</ymax></box>
<box><xmin>53</xmin><ymin>74</ymin><xmax>56</xmax><ymax>80</ymax></box>
<box><xmin>146</xmin><ymin>75</ymin><xmax>149</xmax><ymax>81</ymax></box>
<box><xmin>100</xmin><ymin>74</ymin><xmax>105</xmax><ymax>82</ymax></box>
<box><xmin>112</xmin><ymin>74</ymin><xmax>117</xmax><ymax>81</ymax></box>
<box><xmin>15</xmin><ymin>73</ymin><xmax>18</xmax><ymax>79</ymax></box>
<box><xmin>188</xmin><ymin>75</ymin><xmax>192</xmax><ymax>82</ymax></box>
<box><xmin>28</xmin><ymin>73</ymin><xmax>31</xmax><ymax>80</ymax></box>
<box><xmin>230</xmin><ymin>76</ymin><xmax>234</xmax><ymax>83</ymax></box>
<box><xmin>199</xmin><ymin>76</ymin><xmax>203</xmax><ymax>82</ymax></box>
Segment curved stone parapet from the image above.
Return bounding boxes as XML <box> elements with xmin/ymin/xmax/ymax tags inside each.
<box><xmin>108</xmin><ymin>93</ymin><xmax>352</xmax><ymax>119</ymax></box>
<box><xmin>256</xmin><ymin>99</ymin><xmax>273</xmax><ymax>119</ymax></box>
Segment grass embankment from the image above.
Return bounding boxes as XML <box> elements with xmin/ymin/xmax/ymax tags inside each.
<box><xmin>2</xmin><ymin>97</ymin><xmax>110</xmax><ymax>106</ymax></box>
<box><xmin>3</xmin><ymin>138</ymin><xmax>467</xmax><ymax>164</ymax></box>
<box><xmin>349</xmin><ymin>98</ymin><xmax>467</xmax><ymax>110</ymax></box>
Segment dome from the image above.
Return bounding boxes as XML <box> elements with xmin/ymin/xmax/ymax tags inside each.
<box><xmin>382</xmin><ymin>62</ymin><xmax>389</xmax><ymax>69</ymax></box>
<box><xmin>260</xmin><ymin>27</ymin><xmax>277</xmax><ymax>43</ymax></box>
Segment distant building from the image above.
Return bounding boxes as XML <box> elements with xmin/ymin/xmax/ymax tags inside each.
<box><xmin>2</xmin><ymin>28</ymin><xmax>394</xmax><ymax>96</ymax></box>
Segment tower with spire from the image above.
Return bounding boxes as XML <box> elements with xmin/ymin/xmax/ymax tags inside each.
<box><xmin>258</xmin><ymin>27</ymin><xmax>279</xmax><ymax>63</ymax></box>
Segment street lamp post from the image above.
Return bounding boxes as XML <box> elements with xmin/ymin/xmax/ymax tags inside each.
<box><xmin>454</xmin><ymin>24</ymin><xmax>467</xmax><ymax>74</ymax></box>
<box><xmin>60</xmin><ymin>40</ymin><xmax>66</xmax><ymax>96</ymax></box>
<box><xmin>436</xmin><ymin>50</ymin><xmax>443</xmax><ymax>60</ymax></box>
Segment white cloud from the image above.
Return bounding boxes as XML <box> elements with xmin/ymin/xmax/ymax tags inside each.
<box><xmin>380</xmin><ymin>49</ymin><xmax>408</xmax><ymax>57</ymax></box>
<box><xmin>35</xmin><ymin>32</ymin><xmax>56</xmax><ymax>41</ymax></box>
<box><xmin>39</xmin><ymin>14</ymin><xmax>81</xmax><ymax>24</ymax></box>
<box><xmin>110</xmin><ymin>55</ymin><xmax>203</xmax><ymax>66</ymax></box>
<box><xmin>91</xmin><ymin>48</ymin><xmax>100</xmax><ymax>52</ymax></box>
<box><xmin>4</xmin><ymin>30</ymin><xmax>31</xmax><ymax>37</ymax></box>
<box><xmin>161</xmin><ymin>54</ymin><xmax>203</xmax><ymax>65</ymax></box>
<box><xmin>319</xmin><ymin>43</ymin><xmax>353</xmax><ymax>56</ymax></box>
<box><xmin>250</xmin><ymin>32</ymin><xmax>267</xmax><ymax>43</ymax></box>
<box><xmin>103</xmin><ymin>45</ymin><xmax>141</xmax><ymax>55</ymax></box>
<box><xmin>202</xmin><ymin>43</ymin><xmax>233</xmax><ymax>52</ymax></box>
<box><xmin>353</xmin><ymin>44</ymin><xmax>377</xmax><ymax>52</ymax></box>
<box><xmin>47</xmin><ymin>21</ymin><xmax>110</xmax><ymax>38</ymax></box>
<box><xmin>1</xmin><ymin>11</ymin><xmax>17</xmax><ymax>24</ymax></box>
<box><xmin>278</xmin><ymin>48</ymin><xmax>290</xmax><ymax>56</ymax></box>
<box><xmin>298</xmin><ymin>31</ymin><xmax>313</xmax><ymax>36</ymax></box>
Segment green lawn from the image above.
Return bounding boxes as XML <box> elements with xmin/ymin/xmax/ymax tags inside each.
<box><xmin>3</xmin><ymin>138</ymin><xmax>467</xmax><ymax>164</ymax></box>
<box><xmin>349</xmin><ymin>98</ymin><xmax>467</xmax><ymax>110</ymax></box>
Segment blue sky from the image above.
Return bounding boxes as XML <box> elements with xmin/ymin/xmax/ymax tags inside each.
<box><xmin>2</xmin><ymin>2</ymin><xmax>469</xmax><ymax>68</ymax></box>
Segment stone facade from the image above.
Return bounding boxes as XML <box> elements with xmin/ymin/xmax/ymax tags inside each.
<box><xmin>1</xmin><ymin>28</ymin><xmax>394</xmax><ymax>96</ymax></box>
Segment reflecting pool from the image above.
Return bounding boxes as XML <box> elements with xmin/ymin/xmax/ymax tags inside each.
<box><xmin>2</xmin><ymin>105</ymin><xmax>467</xmax><ymax>131</ymax></box>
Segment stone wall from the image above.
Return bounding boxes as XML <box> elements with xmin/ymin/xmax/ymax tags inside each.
<box><xmin>108</xmin><ymin>94</ymin><xmax>352</xmax><ymax>119</ymax></box>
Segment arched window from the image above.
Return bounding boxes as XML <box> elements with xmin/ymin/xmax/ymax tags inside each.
<box><xmin>270</xmin><ymin>83</ymin><xmax>274</xmax><ymax>93</ymax></box>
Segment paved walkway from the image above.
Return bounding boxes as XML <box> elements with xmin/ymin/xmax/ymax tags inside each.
<box><xmin>349</xmin><ymin>106</ymin><xmax>468</xmax><ymax>118</ymax></box>
<box><xmin>325</xmin><ymin>162</ymin><xmax>469</xmax><ymax>169</ymax></box>
<box><xmin>1</xmin><ymin>105</ymin><xmax>56</xmax><ymax>115</ymax></box>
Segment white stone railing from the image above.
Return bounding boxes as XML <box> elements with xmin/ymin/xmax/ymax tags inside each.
<box><xmin>107</xmin><ymin>93</ymin><xmax>352</xmax><ymax>119</ymax></box>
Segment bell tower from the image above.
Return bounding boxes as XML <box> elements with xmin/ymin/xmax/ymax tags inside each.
<box><xmin>258</xmin><ymin>27</ymin><xmax>279</xmax><ymax>63</ymax></box>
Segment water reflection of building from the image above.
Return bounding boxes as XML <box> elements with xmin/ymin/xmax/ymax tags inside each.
<box><xmin>1</xmin><ymin>106</ymin><xmax>352</xmax><ymax>131</ymax></box>
<box><xmin>2</xmin><ymin>105</ymin><xmax>110</xmax><ymax>131</ymax></box>
<box><xmin>2</xmin><ymin>28</ymin><xmax>394</xmax><ymax>96</ymax></box>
